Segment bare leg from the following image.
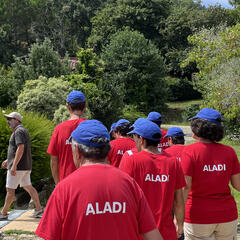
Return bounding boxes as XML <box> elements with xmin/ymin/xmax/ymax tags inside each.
<box><xmin>23</xmin><ymin>185</ymin><xmax>42</xmax><ymax>211</ymax></box>
<box><xmin>1</xmin><ymin>188</ymin><xmax>15</xmax><ymax>215</ymax></box>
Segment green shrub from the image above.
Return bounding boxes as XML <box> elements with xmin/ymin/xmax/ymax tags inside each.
<box><xmin>17</xmin><ymin>76</ymin><xmax>71</xmax><ymax>120</ymax></box>
<box><xmin>0</xmin><ymin>109</ymin><xmax>55</xmax><ymax>198</ymax></box>
<box><xmin>166</xmin><ymin>76</ymin><xmax>201</xmax><ymax>101</ymax></box>
<box><xmin>182</xmin><ymin>104</ymin><xmax>201</xmax><ymax>121</ymax></box>
<box><xmin>120</xmin><ymin>105</ymin><xmax>146</xmax><ymax>124</ymax></box>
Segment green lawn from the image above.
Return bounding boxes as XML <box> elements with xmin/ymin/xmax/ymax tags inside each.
<box><xmin>167</xmin><ymin>99</ymin><xmax>203</xmax><ymax>110</ymax></box>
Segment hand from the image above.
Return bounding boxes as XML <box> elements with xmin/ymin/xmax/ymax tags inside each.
<box><xmin>10</xmin><ymin>166</ymin><xmax>16</xmax><ymax>176</ymax></box>
<box><xmin>1</xmin><ymin>160</ymin><xmax>8</xmax><ymax>169</ymax></box>
<box><xmin>176</xmin><ymin>224</ymin><xmax>183</xmax><ymax>238</ymax></box>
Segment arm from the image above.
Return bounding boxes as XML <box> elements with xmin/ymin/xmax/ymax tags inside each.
<box><xmin>142</xmin><ymin>229</ymin><xmax>164</xmax><ymax>240</ymax></box>
<box><xmin>50</xmin><ymin>155</ymin><xmax>60</xmax><ymax>185</ymax></box>
<box><xmin>231</xmin><ymin>173</ymin><xmax>240</xmax><ymax>191</ymax></box>
<box><xmin>183</xmin><ymin>175</ymin><xmax>192</xmax><ymax>205</ymax></box>
<box><xmin>10</xmin><ymin>144</ymin><xmax>24</xmax><ymax>176</ymax></box>
<box><xmin>173</xmin><ymin>188</ymin><xmax>185</xmax><ymax>238</ymax></box>
<box><xmin>1</xmin><ymin>159</ymin><xmax>8</xmax><ymax>169</ymax></box>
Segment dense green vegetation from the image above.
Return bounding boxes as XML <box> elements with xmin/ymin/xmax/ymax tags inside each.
<box><xmin>0</xmin><ymin>0</ymin><xmax>239</xmax><ymax>131</ymax></box>
<box><xmin>0</xmin><ymin>0</ymin><xmax>239</xmax><ymax>206</ymax></box>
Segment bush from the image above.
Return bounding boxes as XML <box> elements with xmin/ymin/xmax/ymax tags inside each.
<box><xmin>182</xmin><ymin>104</ymin><xmax>201</xmax><ymax>121</ymax></box>
<box><xmin>0</xmin><ymin>110</ymin><xmax>55</xmax><ymax>198</ymax></box>
<box><xmin>17</xmin><ymin>76</ymin><xmax>71</xmax><ymax>120</ymax></box>
<box><xmin>166</xmin><ymin>77</ymin><xmax>201</xmax><ymax>101</ymax></box>
<box><xmin>119</xmin><ymin>105</ymin><xmax>146</xmax><ymax>124</ymax></box>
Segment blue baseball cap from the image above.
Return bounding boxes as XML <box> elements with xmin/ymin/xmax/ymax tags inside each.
<box><xmin>109</xmin><ymin>122</ymin><xmax>117</xmax><ymax>133</ymax></box>
<box><xmin>67</xmin><ymin>90</ymin><xmax>86</xmax><ymax>103</ymax></box>
<box><xmin>128</xmin><ymin>118</ymin><xmax>162</xmax><ymax>141</ymax></box>
<box><xmin>115</xmin><ymin>119</ymin><xmax>130</xmax><ymax>128</ymax></box>
<box><xmin>71</xmin><ymin>120</ymin><xmax>110</xmax><ymax>147</ymax></box>
<box><xmin>147</xmin><ymin>112</ymin><xmax>162</xmax><ymax>122</ymax></box>
<box><xmin>165</xmin><ymin>127</ymin><xmax>186</xmax><ymax>138</ymax></box>
<box><xmin>190</xmin><ymin>108</ymin><xmax>222</xmax><ymax>125</ymax></box>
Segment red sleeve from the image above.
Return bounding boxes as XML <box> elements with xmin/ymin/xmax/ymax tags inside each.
<box><xmin>231</xmin><ymin>148</ymin><xmax>240</xmax><ymax>175</ymax></box>
<box><xmin>35</xmin><ymin>187</ymin><xmax>63</xmax><ymax>240</ymax></box>
<box><xmin>181</xmin><ymin>149</ymin><xmax>194</xmax><ymax>177</ymax></box>
<box><xmin>175</xmin><ymin>159</ymin><xmax>186</xmax><ymax>189</ymax></box>
<box><xmin>119</xmin><ymin>155</ymin><xmax>134</xmax><ymax>177</ymax></box>
<box><xmin>47</xmin><ymin>126</ymin><xmax>59</xmax><ymax>156</ymax></box>
<box><xmin>134</xmin><ymin>181</ymin><xmax>157</xmax><ymax>234</ymax></box>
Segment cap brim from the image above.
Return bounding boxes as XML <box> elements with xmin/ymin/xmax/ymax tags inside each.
<box><xmin>127</xmin><ymin>129</ymin><xmax>137</xmax><ymax>135</ymax></box>
<box><xmin>4</xmin><ymin>114</ymin><xmax>12</xmax><ymax>118</ymax></box>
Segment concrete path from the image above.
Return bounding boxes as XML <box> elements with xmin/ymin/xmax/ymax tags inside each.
<box><xmin>162</xmin><ymin>124</ymin><xmax>194</xmax><ymax>144</ymax></box>
<box><xmin>0</xmin><ymin>210</ymin><xmax>42</xmax><ymax>239</ymax></box>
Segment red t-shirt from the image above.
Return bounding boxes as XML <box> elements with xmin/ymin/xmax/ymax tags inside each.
<box><xmin>35</xmin><ymin>165</ymin><xmax>157</xmax><ymax>240</ymax></box>
<box><xmin>108</xmin><ymin>137</ymin><xmax>136</xmax><ymax>167</ymax></box>
<box><xmin>119</xmin><ymin>150</ymin><xmax>186</xmax><ymax>240</ymax></box>
<box><xmin>47</xmin><ymin>119</ymin><xmax>85</xmax><ymax>181</ymax></box>
<box><xmin>158</xmin><ymin>129</ymin><xmax>169</xmax><ymax>151</ymax></box>
<box><xmin>181</xmin><ymin>142</ymin><xmax>240</xmax><ymax>224</ymax></box>
<box><xmin>164</xmin><ymin>145</ymin><xmax>185</xmax><ymax>162</ymax></box>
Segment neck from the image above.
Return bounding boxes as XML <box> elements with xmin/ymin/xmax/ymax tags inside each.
<box><xmin>70</xmin><ymin>112</ymin><xmax>83</xmax><ymax>120</ymax></box>
<box><xmin>81</xmin><ymin>159</ymin><xmax>108</xmax><ymax>167</ymax></box>
<box><xmin>142</xmin><ymin>146</ymin><xmax>160</xmax><ymax>154</ymax></box>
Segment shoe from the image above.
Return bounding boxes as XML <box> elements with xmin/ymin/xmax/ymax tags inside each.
<box><xmin>0</xmin><ymin>212</ymin><xmax>8</xmax><ymax>220</ymax></box>
<box><xmin>30</xmin><ymin>209</ymin><xmax>44</xmax><ymax>218</ymax></box>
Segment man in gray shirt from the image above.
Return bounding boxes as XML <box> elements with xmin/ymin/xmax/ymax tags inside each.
<box><xmin>0</xmin><ymin>112</ymin><xmax>43</xmax><ymax>220</ymax></box>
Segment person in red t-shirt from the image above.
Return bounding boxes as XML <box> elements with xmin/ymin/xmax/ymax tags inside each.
<box><xmin>164</xmin><ymin>127</ymin><xmax>186</xmax><ymax>162</ymax></box>
<box><xmin>164</xmin><ymin>127</ymin><xmax>186</xmax><ymax>240</ymax></box>
<box><xmin>181</xmin><ymin>108</ymin><xmax>240</xmax><ymax>240</ymax></box>
<box><xmin>47</xmin><ymin>90</ymin><xmax>86</xmax><ymax>184</ymax></box>
<box><xmin>108</xmin><ymin>119</ymin><xmax>136</xmax><ymax>167</ymax></box>
<box><xmin>147</xmin><ymin>112</ymin><xmax>169</xmax><ymax>151</ymax></box>
<box><xmin>119</xmin><ymin>118</ymin><xmax>186</xmax><ymax>240</ymax></box>
<box><xmin>36</xmin><ymin>120</ymin><xmax>163</xmax><ymax>240</ymax></box>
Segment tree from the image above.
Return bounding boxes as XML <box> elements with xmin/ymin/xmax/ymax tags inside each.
<box><xmin>182</xmin><ymin>24</ymin><xmax>240</xmax><ymax>135</ymax></box>
<box><xmin>12</xmin><ymin>38</ymin><xmax>71</xmax><ymax>82</ymax></box>
<box><xmin>32</xmin><ymin>0</ymin><xmax>105</xmax><ymax>56</ymax></box>
<box><xmin>17</xmin><ymin>76</ymin><xmax>71</xmax><ymax>119</ymax></box>
<box><xmin>101</xmin><ymin>29</ymin><xmax>167</xmax><ymax>113</ymax></box>
<box><xmin>88</xmin><ymin>0</ymin><xmax>171</xmax><ymax>53</ymax></box>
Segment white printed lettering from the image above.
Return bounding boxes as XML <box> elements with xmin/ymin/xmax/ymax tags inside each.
<box><xmin>145</xmin><ymin>173</ymin><xmax>169</xmax><ymax>182</ymax></box>
<box><xmin>117</xmin><ymin>150</ymin><xmax>124</xmax><ymax>155</ymax></box>
<box><xmin>103</xmin><ymin>202</ymin><xmax>112</xmax><ymax>214</ymax></box>
<box><xmin>203</xmin><ymin>164</ymin><xmax>226</xmax><ymax>172</ymax></box>
<box><xmin>86</xmin><ymin>203</ymin><xmax>95</xmax><ymax>216</ymax></box>
<box><xmin>86</xmin><ymin>202</ymin><xmax>126</xmax><ymax>216</ymax></box>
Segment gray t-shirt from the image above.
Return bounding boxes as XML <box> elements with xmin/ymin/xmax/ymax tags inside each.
<box><xmin>7</xmin><ymin>124</ymin><xmax>32</xmax><ymax>170</ymax></box>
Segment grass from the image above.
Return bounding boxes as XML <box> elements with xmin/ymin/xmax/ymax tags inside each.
<box><xmin>167</xmin><ymin>99</ymin><xmax>203</xmax><ymax>110</ymax></box>
<box><xmin>4</xmin><ymin>230</ymin><xmax>35</xmax><ymax>235</ymax></box>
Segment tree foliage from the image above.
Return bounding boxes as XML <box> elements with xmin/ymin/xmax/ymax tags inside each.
<box><xmin>182</xmin><ymin>24</ymin><xmax>240</xmax><ymax>134</ymax></box>
<box><xmin>17</xmin><ymin>76</ymin><xmax>71</xmax><ymax>119</ymax></box>
<box><xmin>12</xmin><ymin>38</ymin><xmax>71</xmax><ymax>82</ymax></box>
<box><xmin>101</xmin><ymin>29</ymin><xmax>167</xmax><ymax>113</ymax></box>
<box><xmin>88</xmin><ymin>0</ymin><xmax>171</xmax><ymax>53</ymax></box>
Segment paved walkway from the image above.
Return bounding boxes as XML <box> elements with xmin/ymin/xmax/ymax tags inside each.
<box><xmin>162</xmin><ymin>124</ymin><xmax>194</xmax><ymax>144</ymax></box>
<box><xmin>0</xmin><ymin>210</ymin><xmax>42</xmax><ymax>239</ymax></box>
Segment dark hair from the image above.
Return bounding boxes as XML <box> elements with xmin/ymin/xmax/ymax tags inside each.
<box><xmin>114</xmin><ymin>123</ymin><xmax>132</xmax><ymax>137</ymax></box>
<box><xmin>169</xmin><ymin>136</ymin><xmax>185</xmax><ymax>145</ymax></box>
<box><xmin>151</xmin><ymin>120</ymin><xmax>162</xmax><ymax>128</ymax></box>
<box><xmin>135</xmin><ymin>134</ymin><xmax>160</xmax><ymax>147</ymax></box>
<box><xmin>68</xmin><ymin>102</ymin><xmax>86</xmax><ymax>111</ymax></box>
<box><xmin>76</xmin><ymin>142</ymin><xmax>111</xmax><ymax>161</ymax></box>
<box><xmin>191</xmin><ymin>118</ymin><xmax>224</xmax><ymax>142</ymax></box>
